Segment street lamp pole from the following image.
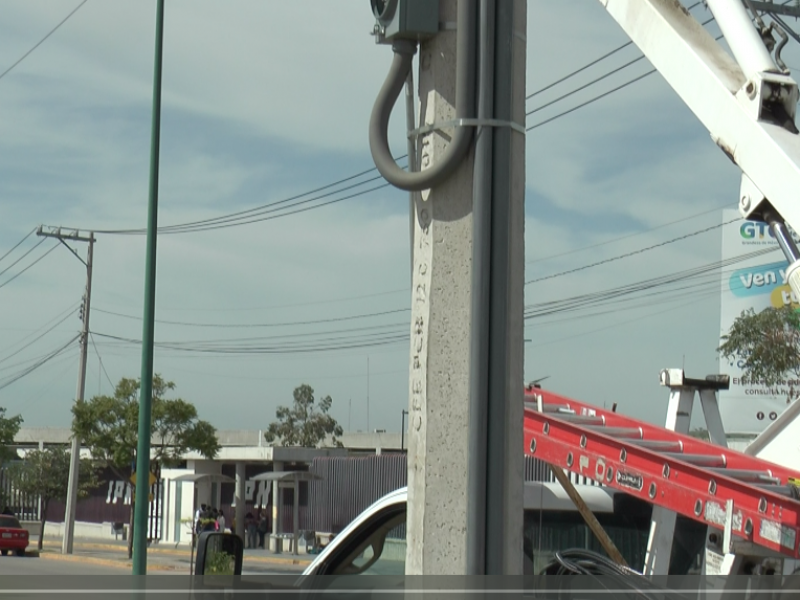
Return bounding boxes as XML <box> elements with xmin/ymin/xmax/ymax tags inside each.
<box><xmin>132</xmin><ymin>0</ymin><xmax>164</xmax><ymax>576</ymax></box>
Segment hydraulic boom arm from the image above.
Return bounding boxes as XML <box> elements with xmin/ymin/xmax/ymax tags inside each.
<box><xmin>598</xmin><ymin>0</ymin><xmax>800</xmax><ymax>293</ymax></box>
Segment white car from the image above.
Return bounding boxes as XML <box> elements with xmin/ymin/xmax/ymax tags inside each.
<box><xmin>195</xmin><ymin>480</ymin><xmax>706</xmax><ymax>594</ymax></box>
<box><xmin>299</xmin><ymin>482</ymin><xmax>706</xmax><ymax>578</ymax></box>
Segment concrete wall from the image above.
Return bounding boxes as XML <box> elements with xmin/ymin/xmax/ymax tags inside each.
<box><xmin>43</xmin><ymin>520</ymin><xmax>129</xmax><ymax>542</ymax></box>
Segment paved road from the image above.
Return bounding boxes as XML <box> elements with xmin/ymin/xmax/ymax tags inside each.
<box><xmin>0</xmin><ymin>555</ymin><xmax>129</xmax><ymax>575</ymax></box>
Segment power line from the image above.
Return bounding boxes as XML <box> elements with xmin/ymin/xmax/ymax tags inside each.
<box><xmin>526</xmin><ymin>203</ymin><xmax>731</xmax><ymax>265</ymax></box>
<box><xmin>0</xmin><ymin>307</ymin><xmax>77</xmax><ymax>367</ymax></box>
<box><xmin>92</xmin><ymin>306</ymin><xmax>409</xmax><ymax>329</ymax></box>
<box><xmin>527</xmin><ymin>293</ymin><xmax>710</xmax><ymax>350</ymax></box>
<box><xmin>0</xmin><ymin>228</ymin><xmax>36</xmax><ymax>265</ymax></box>
<box><xmin>167</xmin><ymin>364</ymin><xmax>408</xmax><ymax>383</ymax></box>
<box><xmin>137</xmin><ymin>167</ymin><xmax>388</xmax><ymax>233</ymax></box>
<box><xmin>525</xmin><ymin>246</ymin><xmax>778</xmax><ymax>319</ymax></box>
<box><xmin>153</xmin><ymin>287</ymin><xmax>409</xmax><ymax>313</ymax></box>
<box><xmin>0</xmin><ymin>334</ymin><xmax>79</xmax><ymax>392</ymax></box>
<box><xmin>0</xmin><ymin>0</ymin><xmax>88</xmax><ymax>83</ymax></box>
<box><xmin>0</xmin><ymin>342</ymin><xmax>78</xmax><ymax>375</ymax></box>
<box><xmin>89</xmin><ymin>332</ymin><xmax>114</xmax><ymax>391</ymax></box>
<box><xmin>0</xmin><ymin>242</ymin><xmax>59</xmax><ymax>290</ymax></box>
<box><xmin>16</xmin><ymin>351</ymin><xmax>80</xmax><ymax>413</ymax></box>
<box><xmin>94</xmin><ymin>321</ymin><xmax>409</xmax><ymax>348</ymax></box>
<box><xmin>525</xmin><ymin>54</ymin><xmax>647</xmax><ymax>118</ymax></box>
<box><xmin>0</xmin><ymin>237</ymin><xmax>46</xmax><ymax>278</ymax></box>
<box><xmin>0</xmin><ymin>300</ymin><xmax>78</xmax><ymax>357</ymax></box>
<box><xmin>523</xmin><ymin>1</ymin><xmax>704</xmax><ymax>103</ymax></box>
<box><xmin>526</xmin><ymin>70</ymin><xmax>656</xmax><ymax>132</ymax></box>
<box><xmin>526</xmin><ymin>19</ymin><xmax>725</xmax><ymax>132</ymax></box>
<box><xmin>86</xmin><ymin>247</ymin><xmax>778</xmax><ymax>357</ymax></box>
<box><xmin>50</xmin><ymin>6</ymin><xmax>709</xmax><ymax>238</ymax></box>
<box><xmin>91</xmin><ymin>330</ymin><xmax>408</xmax><ymax>355</ymax></box>
<box><xmin>525</xmin><ymin>218</ymin><xmax>738</xmax><ymax>285</ymax></box>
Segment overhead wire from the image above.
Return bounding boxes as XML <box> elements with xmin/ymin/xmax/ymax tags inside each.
<box><xmin>91</xmin><ymin>330</ymin><xmax>408</xmax><ymax>355</ymax></box>
<box><xmin>0</xmin><ymin>228</ymin><xmax>36</xmax><ymax>265</ymax></box>
<box><xmin>526</xmin><ymin>218</ymin><xmax>739</xmax><ymax>285</ymax></box>
<box><xmin>525</xmin><ymin>246</ymin><xmax>778</xmax><ymax>319</ymax></box>
<box><xmin>89</xmin><ymin>332</ymin><xmax>115</xmax><ymax>390</ymax></box>
<box><xmin>50</xmin><ymin>3</ymin><xmax>715</xmax><ymax>238</ymax></box>
<box><xmin>85</xmin><ymin>245</ymin><xmax>778</xmax><ymax>358</ymax></box>
<box><xmin>0</xmin><ymin>237</ymin><xmax>46</xmax><ymax>278</ymax></box>
<box><xmin>0</xmin><ymin>242</ymin><xmax>59</xmax><ymax>291</ymax></box>
<box><xmin>523</xmin><ymin>1</ymin><xmax>702</xmax><ymax>103</ymax></box>
<box><xmin>0</xmin><ymin>334</ymin><xmax>79</xmax><ymax>392</ymax></box>
<box><xmin>526</xmin><ymin>204</ymin><xmax>731</xmax><ymax>265</ymax></box>
<box><xmin>11</xmin><ymin>1</ymin><xmax>783</xmax><ymax>369</ymax></box>
<box><xmin>91</xmin><ymin>306</ymin><xmax>410</xmax><ymax>329</ymax></box>
<box><xmin>0</xmin><ymin>307</ymin><xmax>77</xmax><ymax>367</ymax></box>
<box><xmin>526</xmin><ymin>16</ymin><xmax>724</xmax><ymax>132</ymax></box>
<box><xmin>0</xmin><ymin>0</ymin><xmax>89</xmax><ymax>83</ymax></box>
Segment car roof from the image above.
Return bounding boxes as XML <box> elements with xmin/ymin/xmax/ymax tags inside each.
<box><xmin>386</xmin><ymin>483</ymin><xmax>618</xmax><ymax>513</ymax></box>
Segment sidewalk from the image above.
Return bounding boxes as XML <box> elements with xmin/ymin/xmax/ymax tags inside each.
<box><xmin>35</xmin><ymin>537</ymin><xmax>313</xmax><ymax>573</ymax></box>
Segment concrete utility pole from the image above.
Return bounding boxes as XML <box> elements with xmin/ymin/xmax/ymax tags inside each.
<box><xmin>35</xmin><ymin>226</ymin><xmax>95</xmax><ymax>555</ymax></box>
<box><xmin>367</xmin><ymin>0</ymin><xmax>526</xmax><ymax>574</ymax></box>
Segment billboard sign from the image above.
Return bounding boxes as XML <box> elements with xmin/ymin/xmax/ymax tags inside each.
<box><xmin>719</xmin><ymin>209</ymin><xmax>796</xmax><ymax>436</ymax></box>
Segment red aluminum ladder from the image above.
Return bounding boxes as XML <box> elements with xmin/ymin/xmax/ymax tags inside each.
<box><xmin>523</xmin><ymin>388</ymin><xmax>800</xmax><ymax>561</ymax></box>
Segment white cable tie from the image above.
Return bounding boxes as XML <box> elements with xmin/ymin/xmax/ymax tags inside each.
<box><xmin>407</xmin><ymin>118</ymin><xmax>526</xmax><ymax>139</ymax></box>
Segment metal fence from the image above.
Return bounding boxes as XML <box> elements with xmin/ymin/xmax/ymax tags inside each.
<box><xmin>304</xmin><ymin>454</ymin><xmax>600</xmax><ymax>538</ymax></box>
<box><xmin>0</xmin><ymin>461</ymin><xmax>164</xmax><ymax>540</ymax></box>
<box><xmin>307</xmin><ymin>454</ymin><xmax>407</xmax><ymax>536</ymax></box>
<box><xmin>0</xmin><ymin>462</ymin><xmax>40</xmax><ymax>521</ymax></box>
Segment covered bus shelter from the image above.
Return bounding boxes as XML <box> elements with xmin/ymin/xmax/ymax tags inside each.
<box><xmin>251</xmin><ymin>470</ymin><xmax>322</xmax><ymax>555</ymax></box>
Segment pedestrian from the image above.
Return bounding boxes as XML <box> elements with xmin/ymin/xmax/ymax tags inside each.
<box><xmin>257</xmin><ymin>511</ymin><xmax>268</xmax><ymax>548</ymax></box>
<box><xmin>217</xmin><ymin>508</ymin><xmax>226</xmax><ymax>532</ymax></box>
<box><xmin>195</xmin><ymin>504</ymin><xmax>206</xmax><ymax>535</ymax></box>
<box><xmin>245</xmin><ymin>512</ymin><xmax>258</xmax><ymax>549</ymax></box>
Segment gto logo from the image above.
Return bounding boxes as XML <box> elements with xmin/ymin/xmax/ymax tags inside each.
<box><xmin>740</xmin><ymin>221</ymin><xmax>774</xmax><ymax>240</ymax></box>
<box><xmin>740</xmin><ymin>221</ymin><xmax>800</xmax><ymax>241</ymax></box>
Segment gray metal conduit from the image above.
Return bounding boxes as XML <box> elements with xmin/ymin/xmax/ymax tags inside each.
<box><xmin>368</xmin><ymin>0</ymin><xmax>478</xmax><ymax>192</ymax></box>
<box><xmin>466</xmin><ymin>0</ymin><xmax>495</xmax><ymax>576</ymax></box>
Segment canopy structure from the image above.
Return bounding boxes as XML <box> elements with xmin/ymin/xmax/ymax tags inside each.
<box><xmin>250</xmin><ymin>471</ymin><xmax>322</xmax><ymax>483</ymax></box>
<box><xmin>172</xmin><ymin>473</ymin><xmax>236</xmax><ymax>484</ymax></box>
<box><xmin>252</xmin><ymin>470</ymin><xmax>323</xmax><ymax>555</ymax></box>
<box><xmin>173</xmin><ymin>472</ymin><xmax>235</xmax><ymax>574</ymax></box>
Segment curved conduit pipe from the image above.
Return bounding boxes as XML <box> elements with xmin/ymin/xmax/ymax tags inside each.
<box><xmin>368</xmin><ymin>0</ymin><xmax>477</xmax><ymax>192</ymax></box>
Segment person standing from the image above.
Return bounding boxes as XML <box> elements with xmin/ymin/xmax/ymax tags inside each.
<box><xmin>245</xmin><ymin>512</ymin><xmax>257</xmax><ymax>549</ymax></box>
<box><xmin>217</xmin><ymin>508</ymin><xmax>226</xmax><ymax>533</ymax></box>
<box><xmin>257</xmin><ymin>511</ymin><xmax>268</xmax><ymax>548</ymax></box>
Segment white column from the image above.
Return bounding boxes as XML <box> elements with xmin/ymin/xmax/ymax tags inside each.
<box><xmin>270</xmin><ymin>461</ymin><xmax>284</xmax><ymax>552</ymax></box>
<box><xmin>235</xmin><ymin>462</ymin><xmax>246</xmax><ymax>539</ymax></box>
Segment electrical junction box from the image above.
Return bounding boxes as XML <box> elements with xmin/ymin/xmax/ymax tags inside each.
<box><xmin>371</xmin><ymin>0</ymin><xmax>439</xmax><ymax>44</ymax></box>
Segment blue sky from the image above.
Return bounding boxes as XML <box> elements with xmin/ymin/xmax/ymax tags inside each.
<box><xmin>0</xmin><ymin>1</ymin><xmax>793</xmax><ymax>435</ymax></box>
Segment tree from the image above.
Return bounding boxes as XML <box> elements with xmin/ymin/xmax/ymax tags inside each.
<box><xmin>9</xmin><ymin>447</ymin><xmax>98</xmax><ymax>550</ymax></box>
<box><xmin>265</xmin><ymin>384</ymin><xmax>344</xmax><ymax>448</ymax></box>
<box><xmin>71</xmin><ymin>374</ymin><xmax>220</xmax><ymax>557</ymax></box>
<box><xmin>718</xmin><ymin>305</ymin><xmax>800</xmax><ymax>403</ymax></box>
<box><xmin>0</xmin><ymin>407</ymin><xmax>23</xmax><ymax>463</ymax></box>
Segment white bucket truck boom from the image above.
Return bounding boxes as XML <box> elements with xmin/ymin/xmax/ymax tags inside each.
<box><xmin>598</xmin><ymin>0</ymin><xmax>800</xmax><ymax>291</ymax></box>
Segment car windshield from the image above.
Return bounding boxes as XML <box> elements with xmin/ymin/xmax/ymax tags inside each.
<box><xmin>0</xmin><ymin>516</ymin><xmax>21</xmax><ymax>529</ymax></box>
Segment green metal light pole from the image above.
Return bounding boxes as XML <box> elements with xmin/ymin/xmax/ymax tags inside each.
<box><xmin>132</xmin><ymin>0</ymin><xmax>164</xmax><ymax>576</ymax></box>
